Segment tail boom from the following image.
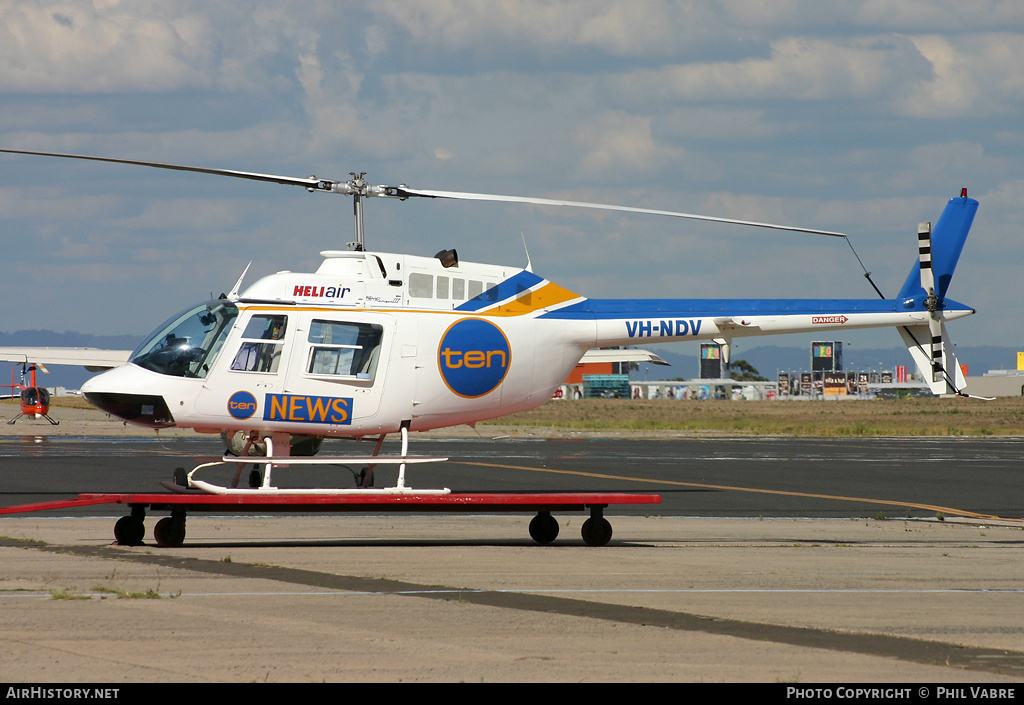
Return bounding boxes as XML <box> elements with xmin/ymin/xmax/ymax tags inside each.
<box><xmin>538</xmin><ymin>191</ymin><xmax>978</xmax><ymax>396</ymax></box>
<box><xmin>544</xmin><ymin>299</ymin><xmax>973</xmax><ymax>348</ymax></box>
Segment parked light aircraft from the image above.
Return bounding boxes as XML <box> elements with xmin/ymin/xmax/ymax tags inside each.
<box><xmin>0</xmin><ymin>149</ymin><xmax>979</xmax><ymax>500</ymax></box>
<box><xmin>4</xmin><ymin>361</ymin><xmax>58</xmax><ymax>426</ymax></box>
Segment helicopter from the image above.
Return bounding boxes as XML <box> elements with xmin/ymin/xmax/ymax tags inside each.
<box><xmin>4</xmin><ymin>360</ymin><xmax>58</xmax><ymax>426</ymax></box>
<box><xmin>0</xmin><ymin>148</ymin><xmax>978</xmax><ymax>497</ymax></box>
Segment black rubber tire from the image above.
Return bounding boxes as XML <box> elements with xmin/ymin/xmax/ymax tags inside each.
<box><xmin>529</xmin><ymin>512</ymin><xmax>559</xmax><ymax>544</ymax></box>
<box><xmin>113</xmin><ymin>516</ymin><xmax>145</xmax><ymax>546</ymax></box>
<box><xmin>581</xmin><ymin>517</ymin><xmax>613</xmax><ymax>547</ymax></box>
<box><xmin>153</xmin><ymin>517</ymin><xmax>186</xmax><ymax>548</ymax></box>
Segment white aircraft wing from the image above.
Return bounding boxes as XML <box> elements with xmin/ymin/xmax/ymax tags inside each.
<box><xmin>579</xmin><ymin>349</ymin><xmax>670</xmax><ymax>366</ymax></box>
<box><xmin>0</xmin><ymin>348</ymin><xmax>131</xmax><ymax>371</ymax></box>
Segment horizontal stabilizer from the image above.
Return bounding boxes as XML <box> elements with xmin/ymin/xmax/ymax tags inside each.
<box><xmin>712</xmin><ymin>317</ymin><xmax>755</xmax><ymax>330</ymax></box>
<box><xmin>579</xmin><ymin>348</ymin><xmax>669</xmax><ymax>366</ymax></box>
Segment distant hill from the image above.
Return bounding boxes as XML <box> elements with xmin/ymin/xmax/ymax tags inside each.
<box><xmin>0</xmin><ymin>330</ymin><xmax>141</xmax><ymax>391</ymax></box>
<box><xmin>0</xmin><ymin>330</ymin><xmax>141</xmax><ymax>350</ymax></box>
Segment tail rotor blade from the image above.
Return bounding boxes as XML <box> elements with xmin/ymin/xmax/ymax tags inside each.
<box><xmin>918</xmin><ymin>221</ymin><xmax>948</xmax><ymax>388</ymax></box>
<box><xmin>928</xmin><ymin>316</ymin><xmax>946</xmax><ymax>387</ymax></box>
<box><xmin>918</xmin><ymin>221</ymin><xmax>935</xmax><ymax>295</ymax></box>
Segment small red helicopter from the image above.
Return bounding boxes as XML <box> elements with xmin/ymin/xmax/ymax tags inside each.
<box><xmin>5</xmin><ymin>362</ymin><xmax>59</xmax><ymax>426</ymax></box>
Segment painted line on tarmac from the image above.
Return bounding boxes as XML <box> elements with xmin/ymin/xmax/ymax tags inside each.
<box><xmin>459</xmin><ymin>460</ymin><xmax>1024</xmax><ymax>523</ymax></box>
<box><xmin>7</xmin><ymin>587</ymin><xmax>1024</xmax><ymax>598</ymax></box>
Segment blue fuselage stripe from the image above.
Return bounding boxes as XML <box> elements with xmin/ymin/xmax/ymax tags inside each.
<box><xmin>455</xmin><ymin>270</ymin><xmax>546</xmax><ymax>312</ymax></box>
<box><xmin>538</xmin><ymin>297</ymin><xmax>971</xmax><ymax>320</ymax></box>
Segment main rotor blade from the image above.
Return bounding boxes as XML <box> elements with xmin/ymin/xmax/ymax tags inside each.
<box><xmin>0</xmin><ymin>148</ymin><xmax>329</xmax><ymax>190</ymax></box>
<box><xmin>394</xmin><ymin>186</ymin><xmax>847</xmax><ymax>238</ymax></box>
<box><xmin>2</xmin><ymin>148</ymin><xmax>846</xmax><ymax>238</ymax></box>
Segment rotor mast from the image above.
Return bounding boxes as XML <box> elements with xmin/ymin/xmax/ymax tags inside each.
<box><xmin>339</xmin><ymin>172</ymin><xmax>412</xmax><ymax>251</ymax></box>
<box><xmin>321</xmin><ymin>171</ymin><xmax>410</xmax><ymax>252</ymax></box>
<box><xmin>350</xmin><ymin>173</ymin><xmax>366</xmax><ymax>251</ymax></box>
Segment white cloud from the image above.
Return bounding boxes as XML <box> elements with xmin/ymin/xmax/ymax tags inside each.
<box><xmin>575</xmin><ymin>112</ymin><xmax>683</xmax><ymax>178</ymax></box>
<box><xmin>900</xmin><ymin>33</ymin><xmax>1024</xmax><ymax>118</ymax></box>
<box><xmin>1</xmin><ymin>1</ymin><xmax>1022</xmax><ymax>347</ymax></box>
<box><xmin>616</xmin><ymin>35</ymin><xmax>929</xmax><ymax>104</ymax></box>
<box><xmin>0</xmin><ymin>0</ymin><xmax>334</xmax><ymax>96</ymax></box>
<box><xmin>856</xmin><ymin>0</ymin><xmax>1024</xmax><ymax>30</ymax></box>
<box><xmin>0</xmin><ymin>1</ymin><xmax>215</xmax><ymax>92</ymax></box>
<box><xmin>369</xmin><ymin>0</ymin><xmax>688</xmax><ymax>58</ymax></box>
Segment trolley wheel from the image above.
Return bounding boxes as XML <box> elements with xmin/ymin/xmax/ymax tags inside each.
<box><xmin>529</xmin><ymin>511</ymin><xmax>559</xmax><ymax>544</ymax></box>
<box><xmin>153</xmin><ymin>517</ymin><xmax>186</xmax><ymax>548</ymax></box>
<box><xmin>113</xmin><ymin>516</ymin><xmax>145</xmax><ymax>546</ymax></box>
<box><xmin>581</xmin><ymin>517</ymin><xmax>613</xmax><ymax>547</ymax></box>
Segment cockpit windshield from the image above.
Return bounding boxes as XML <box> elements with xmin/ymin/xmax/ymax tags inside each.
<box><xmin>131</xmin><ymin>300</ymin><xmax>238</xmax><ymax>378</ymax></box>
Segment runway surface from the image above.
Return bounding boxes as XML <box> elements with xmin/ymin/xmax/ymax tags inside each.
<box><xmin>1</xmin><ymin>434</ymin><xmax>1022</xmax><ymax>520</ymax></box>
<box><xmin>2</xmin><ymin>433</ymin><xmax>1023</xmax><ymax>682</ymax></box>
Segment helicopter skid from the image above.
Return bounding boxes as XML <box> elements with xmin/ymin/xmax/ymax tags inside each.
<box><xmin>179</xmin><ymin>445</ymin><xmax>450</xmax><ymax>495</ymax></box>
<box><xmin>221</xmin><ymin>455</ymin><xmax>447</xmax><ymax>466</ymax></box>
<box><xmin>181</xmin><ymin>480</ymin><xmax>451</xmax><ymax>496</ymax></box>
<box><xmin>6</xmin><ymin>412</ymin><xmax>59</xmax><ymax>426</ymax></box>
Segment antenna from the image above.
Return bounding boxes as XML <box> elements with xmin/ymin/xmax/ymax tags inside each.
<box><xmin>521</xmin><ymin>232</ymin><xmax>533</xmax><ymax>272</ymax></box>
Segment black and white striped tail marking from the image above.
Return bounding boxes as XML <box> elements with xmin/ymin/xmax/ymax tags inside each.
<box><xmin>931</xmin><ymin>334</ymin><xmax>944</xmax><ymax>383</ymax></box>
<box><xmin>918</xmin><ymin>221</ymin><xmax>934</xmax><ymax>292</ymax></box>
<box><xmin>918</xmin><ymin>221</ymin><xmax>945</xmax><ymax>384</ymax></box>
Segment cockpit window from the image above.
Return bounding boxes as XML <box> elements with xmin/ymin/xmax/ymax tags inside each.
<box><xmin>230</xmin><ymin>314</ymin><xmax>288</xmax><ymax>373</ymax></box>
<box><xmin>21</xmin><ymin>387</ymin><xmax>49</xmax><ymax>406</ymax></box>
<box><xmin>240</xmin><ymin>315</ymin><xmax>287</xmax><ymax>341</ymax></box>
<box><xmin>131</xmin><ymin>301</ymin><xmax>238</xmax><ymax>378</ymax></box>
<box><xmin>307</xmin><ymin>320</ymin><xmax>382</xmax><ymax>379</ymax></box>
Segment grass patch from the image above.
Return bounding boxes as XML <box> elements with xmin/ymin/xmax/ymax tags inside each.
<box><xmin>482</xmin><ymin>397</ymin><xmax>1024</xmax><ymax>436</ymax></box>
<box><xmin>92</xmin><ymin>585</ymin><xmax>166</xmax><ymax>599</ymax></box>
<box><xmin>89</xmin><ymin>570</ymin><xmax>177</xmax><ymax>599</ymax></box>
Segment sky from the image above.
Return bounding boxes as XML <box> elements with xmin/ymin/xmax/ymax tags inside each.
<box><xmin>2</xmin><ymin>0</ymin><xmax>1023</xmax><ymax>359</ymax></box>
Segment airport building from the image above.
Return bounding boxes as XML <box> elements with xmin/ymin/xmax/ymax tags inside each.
<box><xmin>555</xmin><ymin>342</ymin><xmax>1024</xmax><ymax>400</ymax></box>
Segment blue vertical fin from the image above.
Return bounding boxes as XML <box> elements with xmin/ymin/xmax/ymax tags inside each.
<box><xmin>897</xmin><ymin>193</ymin><xmax>978</xmax><ymax>302</ymax></box>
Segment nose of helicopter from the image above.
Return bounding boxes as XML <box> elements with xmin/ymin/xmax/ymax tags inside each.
<box><xmin>81</xmin><ymin>365</ymin><xmax>176</xmax><ymax>428</ymax></box>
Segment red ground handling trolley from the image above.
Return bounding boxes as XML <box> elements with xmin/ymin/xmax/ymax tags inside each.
<box><xmin>1</xmin><ymin>491</ymin><xmax>661</xmax><ymax>547</ymax></box>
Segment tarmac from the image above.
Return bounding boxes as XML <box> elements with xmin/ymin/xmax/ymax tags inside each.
<box><xmin>2</xmin><ymin>407</ymin><xmax>1023</xmax><ymax>683</ymax></box>
<box><xmin>2</xmin><ymin>514</ymin><xmax>1023</xmax><ymax>683</ymax></box>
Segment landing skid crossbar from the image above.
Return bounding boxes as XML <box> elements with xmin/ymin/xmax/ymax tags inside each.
<box><xmin>180</xmin><ymin>480</ymin><xmax>452</xmax><ymax>496</ymax></box>
<box><xmin>200</xmin><ymin>425</ymin><xmax>448</xmax><ymax>494</ymax></box>
<box><xmin>6</xmin><ymin>413</ymin><xmax>59</xmax><ymax>426</ymax></box>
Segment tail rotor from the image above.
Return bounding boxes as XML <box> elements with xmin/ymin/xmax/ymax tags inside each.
<box><xmin>896</xmin><ymin>192</ymin><xmax>980</xmax><ymax>397</ymax></box>
<box><xmin>917</xmin><ymin>221</ymin><xmax>951</xmax><ymax>393</ymax></box>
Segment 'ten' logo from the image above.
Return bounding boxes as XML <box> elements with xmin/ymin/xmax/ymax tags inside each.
<box><xmin>227</xmin><ymin>391</ymin><xmax>257</xmax><ymax>420</ymax></box>
<box><xmin>438</xmin><ymin>318</ymin><xmax>511</xmax><ymax>398</ymax></box>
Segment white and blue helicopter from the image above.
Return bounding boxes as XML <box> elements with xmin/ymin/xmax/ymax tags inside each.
<box><xmin>0</xmin><ymin>149</ymin><xmax>978</xmax><ymax>499</ymax></box>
